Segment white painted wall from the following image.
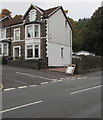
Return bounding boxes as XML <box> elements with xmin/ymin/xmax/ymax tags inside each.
<box><xmin>48</xmin><ymin>42</ymin><xmax>71</xmax><ymax>66</ymax></box>
<box><xmin>47</xmin><ymin>8</ymin><xmax>72</xmax><ymax>66</ymax></box>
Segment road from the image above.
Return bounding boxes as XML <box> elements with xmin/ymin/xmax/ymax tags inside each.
<box><xmin>0</xmin><ymin>65</ymin><xmax>102</xmax><ymax>119</ymax></box>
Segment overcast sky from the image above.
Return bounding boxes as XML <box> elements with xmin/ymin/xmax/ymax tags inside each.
<box><xmin>0</xmin><ymin>0</ymin><xmax>102</xmax><ymax>21</ymax></box>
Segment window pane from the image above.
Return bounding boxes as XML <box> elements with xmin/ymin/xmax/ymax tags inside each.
<box><xmin>0</xmin><ymin>28</ymin><xmax>5</xmax><ymax>39</ymax></box>
<box><xmin>27</xmin><ymin>45</ymin><xmax>33</xmax><ymax>58</ymax></box>
<box><xmin>61</xmin><ymin>48</ymin><xmax>63</xmax><ymax>58</ymax></box>
<box><xmin>35</xmin><ymin>25</ymin><xmax>39</xmax><ymax>37</ymax></box>
<box><xmin>15</xmin><ymin>48</ymin><xmax>19</xmax><ymax>57</ymax></box>
<box><xmin>3</xmin><ymin>44</ymin><xmax>7</xmax><ymax>56</ymax></box>
<box><xmin>15</xmin><ymin>30</ymin><xmax>19</xmax><ymax>40</ymax></box>
<box><xmin>35</xmin><ymin>45</ymin><xmax>39</xmax><ymax>58</ymax></box>
<box><xmin>0</xmin><ymin>45</ymin><xmax>2</xmax><ymax>55</ymax></box>
<box><xmin>27</xmin><ymin>26</ymin><xmax>33</xmax><ymax>38</ymax></box>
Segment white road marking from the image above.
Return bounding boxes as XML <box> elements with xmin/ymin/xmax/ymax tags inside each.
<box><xmin>0</xmin><ymin>100</ymin><xmax>43</xmax><ymax>113</ymax></box>
<box><xmin>16</xmin><ymin>72</ymin><xmax>35</xmax><ymax>77</ymax></box>
<box><xmin>51</xmin><ymin>79</ymin><xmax>58</xmax><ymax>81</ymax></box>
<box><xmin>70</xmin><ymin>85</ymin><xmax>102</xmax><ymax>95</ymax></box>
<box><xmin>18</xmin><ymin>86</ymin><xmax>27</xmax><ymax>89</ymax></box>
<box><xmin>4</xmin><ymin>88</ymin><xmax>15</xmax><ymax>91</ymax></box>
<box><xmin>71</xmin><ymin>79</ymin><xmax>76</xmax><ymax>81</ymax></box>
<box><xmin>16</xmin><ymin>72</ymin><xmax>52</xmax><ymax>81</ymax></box>
<box><xmin>50</xmin><ymin>80</ymin><xmax>57</xmax><ymax>83</ymax></box>
<box><xmin>57</xmin><ymin>79</ymin><xmax>63</xmax><ymax>82</ymax></box>
<box><xmin>71</xmin><ymin>77</ymin><xmax>76</xmax><ymax>79</ymax></box>
<box><xmin>60</xmin><ymin>78</ymin><xmax>65</xmax><ymax>80</ymax></box>
<box><xmin>83</xmin><ymin>77</ymin><xmax>87</xmax><ymax>79</ymax></box>
<box><xmin>29</xmin><ymin>85</ymin><xmax>37</xmax><ymax>87</ymax></box>
<box><xmin>77</xmin><ymin>77</ymin><xmax>82</xmax><ymax>79</ymax></box>
<box><xmin>41</xmin><ymin>82</ymin><xmax>48</xmax><ymax>85</ymax></box>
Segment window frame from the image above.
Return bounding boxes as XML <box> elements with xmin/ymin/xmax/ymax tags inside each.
<box><xmin>14</xmin><ymin>28</ymin><xmax>20</xmax><ymax>41</ymax></box>
<box><xmin>0</xmin><ymin>28</ymin><xmax>6</xmax><ymax>40</ymax></box>
<box><xmin>25</xmin><ymin>44</ymin><xmax>40</xmax><ymax>59</ymax></box>
<box><xmin>25</xmin><ymin>24</ymin><xmax>40</xmax><ymax>39</ymax></box>
<box><xmin>13</xmin><ymin>46</ymin><xmax>21</xmax><ymax>60</ymax></box>
<box><xmin>0</xmin><ymin>43</ymin><xmax>8</xmax><ymax>56</ymax></box>
<box><xmin>26</xmin><ymin>44</ymin><xmax>33</xmax><ymax>58</ymax></box>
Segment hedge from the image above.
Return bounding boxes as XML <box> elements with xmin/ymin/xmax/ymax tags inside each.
<box><xmin>72</xmin><ymin>55</ymin><xmax>103</xmax><ymax>74</ymax></box>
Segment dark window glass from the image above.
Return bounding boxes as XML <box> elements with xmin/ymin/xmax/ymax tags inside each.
<box><xmin>35</xmin><ymin>45</ymin><xmax>39</xmax><ymax>58</ymax></box>
<box><xmin>27</xmin><ymin>45</ymin><xmax>33</xmax><ymax>58</ymax></box>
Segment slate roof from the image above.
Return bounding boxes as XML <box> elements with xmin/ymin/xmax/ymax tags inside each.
<box><xmin>0</xmin><ymin>5</ymin><xmax>72</xmax><ymax>29</ymax></box>
<box><xmin>1</xmin><ymin>16</ymin><xmax>23</xmax><ymax>27</ymax></box>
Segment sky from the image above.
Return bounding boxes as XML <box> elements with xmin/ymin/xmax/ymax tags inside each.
<box><xmin>0</xmin><ymin>0</ymin><xmax>102</xmax><ymax>21</ymax></box>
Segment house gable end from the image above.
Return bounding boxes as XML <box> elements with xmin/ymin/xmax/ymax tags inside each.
<box><xmin>22</xmin><ymin>4</ymin><xmax>43</xmax><ymax>23</ymax></box>
<box><xmin>45</xmin><ymin>6</ymin><xmax>72</xmax><ymax>30</ymax></box>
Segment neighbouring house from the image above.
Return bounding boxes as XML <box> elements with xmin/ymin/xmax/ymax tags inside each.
<box><xmin>0</xmin><ymin>4</ymin><xmax>72</xmax><ymax>68</ymax></box>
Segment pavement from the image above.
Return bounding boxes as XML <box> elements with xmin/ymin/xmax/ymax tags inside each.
<box><xmin>47</xmin><ymin>67</ymin><xmax>67</xmax><ymax>72</ymax></box>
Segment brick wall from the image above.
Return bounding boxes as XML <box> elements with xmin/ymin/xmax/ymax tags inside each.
<box><xmin>7</xmin><ymin>58</ymin><xmax>48</xmax><ymax>69</ymax></box>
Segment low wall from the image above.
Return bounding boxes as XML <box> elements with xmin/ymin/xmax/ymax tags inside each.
<box><xmin>8</xmin><ymin>59</ymin><xmax>48</xmax><ymax>69</ymax></box>
<box><xmin>72</xmin><ymin>55</ymin><xmax>103</xmax><ymax>74</ymax></box>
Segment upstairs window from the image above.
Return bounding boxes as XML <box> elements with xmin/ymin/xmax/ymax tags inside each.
<box><xmin>25</xmin><ymin>24</ymin><xmax>40</xmax><ymax>39</ymax></box>
<box><xmin>65</xmin><ymin>20</ymin><xmax>67</xmax><ymax>27</ymax></box>
<box><xmin>14</xmin><ymin>28</ymin><xmax>20</xmax><ymax>41</ymax></box>
<box><xmin>34</xmin><ymin>25</ymin><xmax>39</xmax><ymax>37</ymax></box>
<box><xmin>0</xmin><ymin>28</ymin><xmax>6</xmax><ymax>39</ymax></box>
<box><xmin>29</xmin><ymin>9</ymin><xmax>36</xmax><ymax>21</ymax></box>
<box><xmin>26</xmin><ymin>25</ymin><xmax>33</xmax><ymax>38</ymax></box>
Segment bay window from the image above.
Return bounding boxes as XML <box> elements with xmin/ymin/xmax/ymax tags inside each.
<box><xmin>26</xmin><ymin>25</ymin><xmax>33</xmax><ymax>38</ymax></box>
<box><xmin>25</xmin><ymin>24</ymin><xmax>40</xmax><ymax>39</ymax></box>
<box><xmin>34</xmin><ymin>25</ymin><xmax>39</xmax><ymax>37</ymax></box>
<box><xmin>27</xmin><ymin>45</ymin><xmax>33</xmax><ymax>58</ymax></box>
<box><xmin>26</xmin><ymin>44</ymin><xmax>40</xmax><ymax>59</ymax></box>
<box><xmin>34</xmin><ymin>45</ymin><xmax>39</xmax><ymax>58</ymax></box>
<box><xmin>0</xmin><ymin>45</ymin><xmax>2</xmax><ymax>55</ymax></box>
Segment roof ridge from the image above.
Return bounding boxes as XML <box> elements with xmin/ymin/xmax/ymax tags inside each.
<box><xmin>44</xmin><ymin>6</ymin><xmax>61</xmax><ymax>11</ymax></box>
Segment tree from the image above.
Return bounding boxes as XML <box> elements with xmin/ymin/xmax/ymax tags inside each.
<box><xmin>81</xmin><ymin>6</ymin><xmax>103</xmax><ymax>56</ymax></box>
<box><xmin>0</xmin><ymin>9</ymin><xmax>12</xmax><ymax>18</ymax></box>
<box><xmin>14</xmin><ymin>15</ymin><xmax>22</xmax><ymax>18</ymax></box>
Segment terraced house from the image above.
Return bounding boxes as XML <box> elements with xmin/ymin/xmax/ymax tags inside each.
<box><xmin>0</xmin><ymin>4</ymin><xmax>72</xmax><ymax>68</ymax></box>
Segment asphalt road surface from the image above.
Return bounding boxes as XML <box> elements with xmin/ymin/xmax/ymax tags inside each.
<box><xmin>1</xmin><ymin>65</ymin><xmax>102</xmax><ymax>119</ymax></box>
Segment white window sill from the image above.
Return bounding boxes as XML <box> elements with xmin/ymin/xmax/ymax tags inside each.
<box><xmin>0</xmin><ymin>38</ymin><xmax>6</xmax><ymax>40</ymax></box>
<box><xmin>25</xmin><ymin>37</ymin><xmax>40</xmax><ymax>40</ymax></box>
<box><xmin>25</xmin><ymin>57</ymin><xmax>40</xmax><ymax>60</ymax></box>
<box><xmin>12</xmin><ymin>40</ymin><xmax>25</xmax><ymax>42</ymax></box>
